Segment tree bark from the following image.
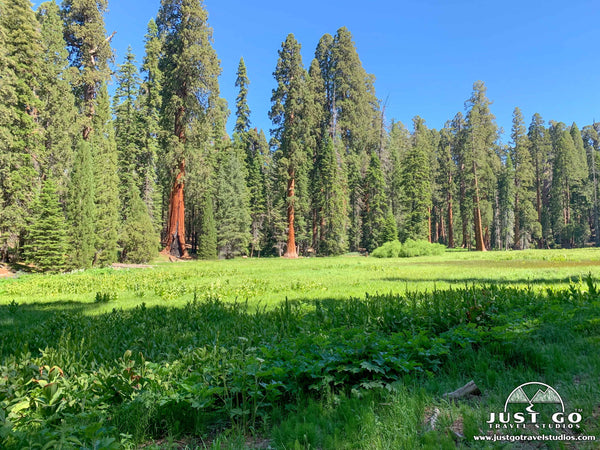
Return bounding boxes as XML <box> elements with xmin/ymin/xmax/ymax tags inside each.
<box><xmin>513</xmin><ymin>192</ymin><xmax>521</xmax><ymax>250</ymax></box>
<box><xmin>163</xmin><ymin>105</ymin><xmax>189</xmax><ymax>258</ymax></box>
<box><xmin>473</xmin><ymin>162</ymin><xmax>486</xmax><ymax>251</ymax></box>
<box><xmin>163</xmin><ymin>160</ymin><xmax>189</xmax><ymax>258</ymax></box>
<box><xmin>283</xmin><ymin>169</ymin><xmax>298</xmax><ymax>258</ymax></box>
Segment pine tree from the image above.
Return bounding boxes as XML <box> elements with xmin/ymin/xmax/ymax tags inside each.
<box><xmin>385</xmin><ymin>121</ymin><xmax>410</xmax><ymax>236</ymax></box>
<box><xmin>67</xmin><ymin>140</ymin><xmax>96</xmax><ymax>268</ymax></box>
<box><xmin>62</xmin><ymin>0</ymin><xmax>113</xmax><ymax>140</ymax></box>
<box><xmin>36</xmin><ymin>0</ymin><xmax>78</xmax><ymax>197</ymax></box>
<box><xmin>91</xmin><ymin>84</ymin><xmax>119</xmax><ymax>266</ymax></box>
<box><xmin>0</xmin><ymin>0</ymin><xmax>43</xmax><ymax>261</ymax></box>
<box><xmin>215</xmin><ymin>146</ymin><xmax>251</xmax><ymax>258</ymax></box>
<box><xmin>329</xmin><ymin>27</ymin><xmax>380</xmax><ymax>251</ymax></box>
<box><xmin>400</xmin><ymin>116</ymin><xmax>432</xmax><ymax>241</ymax></box>
<box><xmin>244</xmin><ymin>129</ymin><xmax>268</xmax><ymax>256</ymax></box>
<box><xmin>464</xmin><ymin>81</ymin><xmax>500</xmax><ymax>251</ymax></box>
<box><xmin>528</xmin><ymin>113</ymin><xmax>551</xmax><ymax>247</ymax></box>
<box><xmin>197</xmin><ymin>194</ymin><xmax>217</xmax><ymax>259</ymax></box>
<box><xmin>139</xmin><ymin>19</ymin><xmax>163</xmax><ymax>229</ymax></box>
<box><xmin>318</xmin><ymin>137</ymin><xmax>349</xmax><ymax>255</ymax></box>
<box><xmin>157</xmin><ymin>0</ymin><xmax>221</xmax><ymax>258</ymax></box>
<box><xmin>120</xmin><ymin>180</ymin><xmax>158</xmax><ymax>263</ymax></box>
<box><xmin>269</xmin><ymin>34</ymin><xmax>310</xmax><ymax>258</ymax></box>
<box><xmin>113</xmin><ymin>48</ymin><xmax>143</xmax><ymax>209</ymax></box>
<box><xmin>234</xmin><ymin>57</ymin><xmax>251</xmax><ymax>135</ymax></box>
<box><xmin>437</xmin><ymin>123</ymin><xmax>456</xmax><ymax>247</ymax></box>
<box><xmin>510</xmin><ymin>107</ymin><xmax>537</xmax><ymax>249</ymax></box>
<box><xmin>23</xmin><ymin>178</ymin><xmax>67</xmax><ymax>272</ymax></box>
<box><xmin>361</xmin><ymin>152</ymin><xmax>388</xmax><ymax>252</ymax></box>
<box><xmin>549</xmin><ymin>122</ymin><xmax>588</xmax><ymax>247</ymax></box>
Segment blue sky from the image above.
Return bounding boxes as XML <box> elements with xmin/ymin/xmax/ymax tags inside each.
<box><xmin>49</xmin><ymin>0</ymin><xmax>600</xmax><ymax>140</ymax></box>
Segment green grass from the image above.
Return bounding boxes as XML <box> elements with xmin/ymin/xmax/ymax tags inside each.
<box><xmin>1</xmin><ymin>249</ymin><xmax>600</xmax><ymax>448</ymax></box>
<box><xmin>2</xmin><ymin>248</ymin><xmax>600</xmax><ymax>312</ymax></box>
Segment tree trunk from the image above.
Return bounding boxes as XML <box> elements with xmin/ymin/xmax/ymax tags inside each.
<box><xmin>428</xmin><ymin>207</ymin><xmax>432</xmax><ymax>243</ymax></box>
<box><xmin>513</xmin><ymin>192</ymin><xmax>521</xmax><ymax>250</ymax></box>
<box><xmin>163</xmin><ymin>160</ymin><xmax>189</xmax><ymax>258</ymax></box>
<box><xmin>473</xmin><ymin>162</ymin><xmax>486</xmax><ymax>251</ymax></box>
<box><xmin>447</xmin><ymin>173</ymin><xmax>454</xmax><ymax>248</ymax></box>
<box><xmin>283</xmin><ymin>170</ymin><xmax>298</xmax><ymax>258</ymax></box>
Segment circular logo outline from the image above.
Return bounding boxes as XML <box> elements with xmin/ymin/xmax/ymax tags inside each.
<box><xmin>504</xmin><ymin>382</ymin><xmax>564</xmax><ymax>413</ymax></box>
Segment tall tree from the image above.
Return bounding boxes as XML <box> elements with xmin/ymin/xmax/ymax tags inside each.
<box><xmin>361</xmin><ymin>152</ymin><xmax>389</xmax><ymax>252</ymax></box>
<box><xmin>157</xmin><ymin>0</ymin><xmax>221</xmax><ymax>258</ymax></box>
<box><xmin>510</xmin><ymin>107</ymin><xmax>537</xmax><ymax>249</ymax></box>
<box><xmin>139</xmin><ymin>18</ymin><xmax>163</xmax><ymax>228</ymax></box>
<box><xmin>528</xmin><ymin>113</ymin><xmax>551</xmax><ymax>247</ymax></box>
<box><xmin>400</xmin><ymin>116</ymin><xmax>432</xmax><ymax>241</ymax></box>
<box><xmin>0</xmin><ymin>0</ymin><xmax>42</xmax><ymax>261</ymax></box>
<box><xmin>119</xmin><ymin>179</ymin><xmax>158</xmax><ymax>263</ymax></box>
<box><xmin>269</xmin><ymin>34</ymin><xmax>309</xmax><ymax>258</ymax></box>
<box><xmin>464</xmin><ymin>81</ymin><xmax>499</xmax><ymax>251</ymax></box>
<box><xmin>36</xmin><ymin>0</ymin><xmax>78</xmax><ymax>197</ymax></box>
<box><xmin>62</xmin><ymin>0</ymin><xmax>113</xmax><ymax>140</ymax></box>
<box><xmin>23</xmin><ymin>178</ymin><xmax>67</xmax><ymax>272</ymax></box>
<box><xmin>91</xmin><ymin>84</ymin><xmax>119</xmax><ymax>265</ymax></box>
<box><xmin>113</xmin><ymin>47</ymin><xmax>143</xmax><ymax>208</ymax></box>
<box><xmin>215</xmin><ymin>145</ymin><xmax>251</xmax><ymax>258</ymax></box>
<box><xmin>234</xmin><ymin>57</ymin><xmax>251</xmax><ymax>135</ymax></box>
<box><xmin>66</xmin><ymin>140</ymin><xmax>95</xmax><ymax>268</ymax></box>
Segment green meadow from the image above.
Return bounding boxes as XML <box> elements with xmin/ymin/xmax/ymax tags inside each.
<box><xmin>1</xmin><ymin>249</ymin><xmax>600</xmax><ymax>449</ymax></box>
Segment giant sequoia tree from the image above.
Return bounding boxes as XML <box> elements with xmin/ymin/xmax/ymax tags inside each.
<box><xmin>269</xmin><ymin>34</ymin><xmax>309</xmax><ymax>258</ymax></box>
<box><xmin>157</xmin><ymin>0</ymin><xmax>221</xmax><ymax>258</ymax></box>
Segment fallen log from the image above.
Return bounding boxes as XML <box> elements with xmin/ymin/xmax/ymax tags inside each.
<box><xmin>443</xmin><ymin>380</ymin><xmax>481</xmax><ymax>400</ymax></box>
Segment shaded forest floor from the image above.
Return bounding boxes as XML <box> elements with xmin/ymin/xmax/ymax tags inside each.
<box><xmin>1</xmin><ymin>249</ymin><xmax>600</xmax><ymax>448</ymax></box>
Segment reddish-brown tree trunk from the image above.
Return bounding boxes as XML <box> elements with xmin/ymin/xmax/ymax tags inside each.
<box><xmin>163</xmin><ymin>160</ymin><xmax>189</xmax><ymax>258</ymax></box>
<box><xmin>513</xmin><ymin>193</ymin><xmax>521</xmax><ymax>250</ymax></box>
<box><xmin>428</xmin><ymin>207</ymin><xmax>432</xmax><ymax>243</ymax></box>
<box><xmin>447</xmin><ymin>185</ymin><xmax>455</xmax><ymax>248</ymax></box>
<box><xmin>163</xmin><ymin>106</ymin><xmax>189</xmax><ymax>258</ymax></box>
<box><xmin>473</xmin><ymin>162</ymin><xmax>486</xmax><ymax>251</ymax></box>
<box><xmin>283</xmin><ymin>170</ymin><xmax>298</xmax><ymax>258</ymax></box>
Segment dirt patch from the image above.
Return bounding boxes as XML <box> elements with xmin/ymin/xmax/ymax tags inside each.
<box><xmin>0</xmin><ymin>265</ymin><xmax>16</xmax><ymax>278</ymax></box>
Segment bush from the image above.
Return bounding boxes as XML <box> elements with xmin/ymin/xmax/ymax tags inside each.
<box><xmin>371</xmin><ymin>239</ymin><xmax>445</xmax><ymax>258</ymax></box>
<box><xmin>371</xmin><ymin>240</ymin><xmax>402</xmax><ymax>258</ymax></box>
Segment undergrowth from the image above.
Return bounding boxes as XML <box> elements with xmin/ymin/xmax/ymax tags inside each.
<box><xmin>1</xmin><ymin>277</ymin><xmax>599</xmax><ymax>448</ymax></box>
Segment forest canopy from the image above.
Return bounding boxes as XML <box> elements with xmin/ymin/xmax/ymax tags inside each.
<box><xmin>1</xmin><ymin>0</ymin><xmax>599</xmax><ymax>271</ymax></box>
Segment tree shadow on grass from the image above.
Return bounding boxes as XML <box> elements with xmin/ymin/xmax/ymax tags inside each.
<box><xmin>380</xmin><ymin>276</ymin><xmax>585</xmax><ymax>285</ymax></box>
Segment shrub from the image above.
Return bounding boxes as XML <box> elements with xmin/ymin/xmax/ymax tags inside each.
<box><xmin>371</xmin><ymin>240</ymin><xmax>402</xmax><ymax>258</ymax></box>
<box><xmin>371</xmin><ymin>239</ymin><xmax>445</xmax><ymax>258</ymax></box>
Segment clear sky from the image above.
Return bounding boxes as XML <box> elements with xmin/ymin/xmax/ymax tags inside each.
<box><xmin>48</xmin><ymin>0</ymin><xmax>600</xmax><ymax>140</ymax></box>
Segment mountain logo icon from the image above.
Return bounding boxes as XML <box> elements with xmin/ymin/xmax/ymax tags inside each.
<box><xmin>504</xmin><ymin>382</ymin><xmax>564</xmax><ymax>412</ymax></box>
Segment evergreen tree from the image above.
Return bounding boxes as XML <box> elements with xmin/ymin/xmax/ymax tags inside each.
<box><xmin>215</xmin><ymin>146</ymin><xmax>251</xmax><ymax>258</ymax></box>
<box><xmin>113</xmin><ymin>48</ymin><xmax>143</xmax><ymax>209</ymax></box>
<box><xmin>234</xmin><ymin>57</ymin><xmax>251</xmax><ymax>135</ymax></box>
<box><xmin>67</xmin><ymin>140</ymin><xmax>96</xmax><ymax>268</ymax></box>
<box><xmin>197</xmin><ymin>194</ymin><xmax>217</xmax><ymax>259</ymax></box>
<box><xmin>329</xmin><ymin>27</ymin><xmax>380</xmax><ymax>250</ymax></box>
<box><xmin>385</xmin><ymin>121</ymin><xmax>410</xmax><ymax>235</ymax></box>
<box><xmin>318</xmin><ymin>137</ymin><xmax>349</xmax><ymax>255</ymax></box>
<box><xmin>0</xmin><ymin>0</ymin><xmax>42</xmax><ymax>261</ymax></box>
<box><xmin>245</xmin><ymin>129</ymin><xmax>268</xmax><ymax>256</ymax></box>
<box><xmin>62</xmin><ymin>0</ymin><xmax>113</xmax><ymax>140</ymax></box>
<box><xmin>91</xmin><ymin>85</ymin><xmax>119</xmax><ymax>265</ymax></box>
<box><xmin>510</xmin><ymin>107</ymin><xmax>537</xmax><ymax>249</ymax></box>
<box><xmin>36</xmin><ymin>0</ymin><xmax>78</xmax><ymax>197</ymax></box>
<box><xmin>269</xmin><ymin>34</ymin><xmax>310</xmax><ymax>258</ymax></box>
<box><xmin>120</xmin><ymin>180</ymin><xmax>158</xmax><ymax>263</ymax></box>
<box><xmin>528</xmin><ymin>113</ymin><xmax>551</xmax><ymax>247</ymax></box>
<box><xmin>437</xmin><ymin>123</ymin><xmax>456</xmax><ymax>247</ymax></box>
<box><xmin>23</xmin><ymin>178</ymin><xmax>67</xmax><ymax>272</ymax></box>
<box><xmin>361</xmin><ymin>152</ymin><xmax>388</xmax><ymax>252</ymax></box>
<box><xmin>157</xmin><ymin>0</ymin><xmax>221</xmax><ymax>258</ymax></box>
<box><xmin>464</xmin><ymin>81</ymin><xmax>500</xmax><ymax>251</ymax></box>
<box><xmin>139</xmin><ymin>19</ymin><xmax>163</xmax><ymax>229</ymax></box>
<box><xmin>400</xmin><ymin>116</ymin><xmax>432</xmax><ymax>241</ymax></box>
<box><xmin>549</xmin><ymin>122</ymin><xmax>588</xmax><ymax>247</ymax></box>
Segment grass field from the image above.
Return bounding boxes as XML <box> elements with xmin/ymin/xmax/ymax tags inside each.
<box><xmin>1</xmin><ymin>249</ymin><xmax>600</xmax><ymax>449</ymax></box>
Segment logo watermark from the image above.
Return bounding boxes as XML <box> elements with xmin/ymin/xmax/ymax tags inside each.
<box><xmin>473</xmin><ymin>382</ymin><xmax>596</xmax><ymax>443</ymax></box>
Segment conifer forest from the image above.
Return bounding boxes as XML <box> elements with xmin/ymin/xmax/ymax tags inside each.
<box><xmin>1</xmin><ymin>0</ymin><xmax>600</xmax><ymax>270</ymax></box>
